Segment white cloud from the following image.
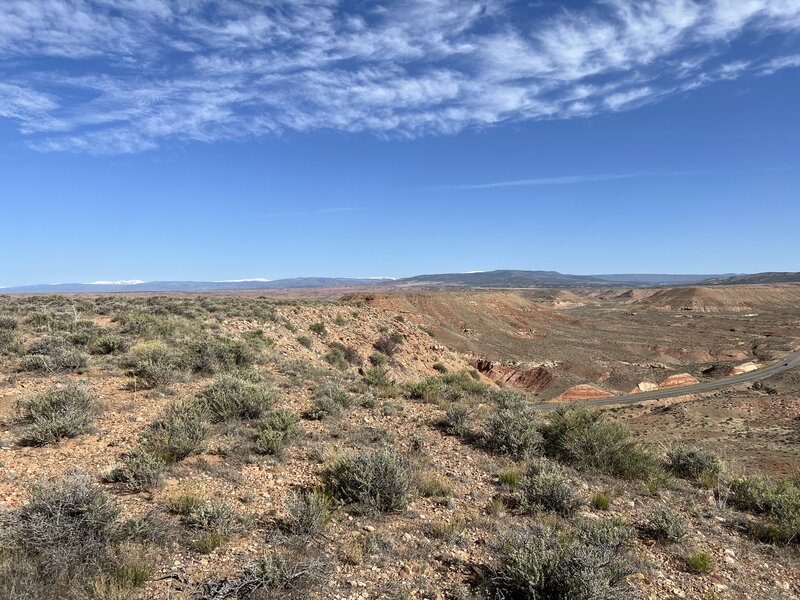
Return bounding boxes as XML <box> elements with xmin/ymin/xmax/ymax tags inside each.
<box><xmin>89</xmin><ymin>279</ymin><xmax>145</xmax><ymax>285</ymax></box>
<box><xmin>0</xmin><ymin>0</ymin><xmax>799</xmax><ymax>153</ymax></box>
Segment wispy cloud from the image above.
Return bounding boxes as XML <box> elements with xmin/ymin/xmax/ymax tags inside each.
<box><xmin>428</xmin><ymin>170</ymin><xmax>686</xmax><ymax>191</ymax></box>
<box><xmin>1</xmin><ymin>1</ymin><xmax>799</xmax><ymax>153</ymax></box>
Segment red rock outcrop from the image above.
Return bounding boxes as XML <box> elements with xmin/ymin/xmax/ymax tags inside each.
<box><xmin>556</xmin><ymin>384</ymin><xmax>614</xmax><ymax>401</ymax></box>
<box><xmin>476</xmin><ymin>359</ymin><xmax>553</xmax><ymax>391</ymax></box>
<box><xmin>728</xmin><ymin>362</ymin><xmax>761</xmax><ymax>375</ymax></box>
<box><xmin>659</xmin><ymin>373</ymin><xmax>700</xmax><ymax>389</ymax></box>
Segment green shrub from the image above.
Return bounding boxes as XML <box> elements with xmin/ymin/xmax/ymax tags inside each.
<box><xmin>284</xmin><ymin>489</ymin><xmax>331</xmax><ymax>535</ymax></box>
<box><xmin>183</xmin><ymin>335</ymin><xmax>257</xmax><ymax>375</ymax></box>
<box><xmin>15</xmin><ymin>383</ymin><xmax>98</xmax><ymax>445</ymax></box>
<box><xmin>124</xmin><ymin>341</ymin><xmax>182</xmax><ymax>389</ymax></box>
<box><xmin>0</xmin><ymin>328</ymin><xmax>20</xmax><ymax>355</ymax></box>
<box><xmin>369</xmin><ymin>352</ymin><xmax>388</xmax><ymax>366</ymax></box>
<box><xmin>665</xmin><ymin>446</ymin><xmax>722</xmax><ymax>480</ymax></box>
<box><xmin>328</xmin><ymin>342</ymin><xmax>362</xmax><ymax>366</ymax></box>
<box><xmin>373</xmin><ymin>335</ymin><xmax>399</xmax><ymax>357</ymax></box>
<box><xmin>323</xmin><ymin>347</ymin><xmax>349</xmax><ymax>370</ymax></box>
<box><xmin>297</xmin><ymin>335</ymin><xmax>313</xmax><ymax>349</ymax></box>
<box><xmin>188</xmin><ymin>501</ymin><xmax>235</xmax><ymax>535</ymax></box>
<box><xmin>648</xmin><ymin>507</ymin><xmax>688</xmax><ymax>542</ymax></box>
<box><xmin>0</xmin><ymin>316</ymin><xmax>18</xmax><ymax>330</ymax></box>
<box><xmin>0</xmin><ymin>471</ymin><xmax>120</xmax><ymax>598</ymax></box>
<box><xmin>307</xmin><ymin>381</ymin><xmax>352</xmax><ymax>419</ymax></box>
<box><xmin>309</xmin><ymin>322</ymin><xmax>327</xmax><ymax>337</ymax></box>
<box><xmin>197</xmin><ymin>374</ymin><xmax>276</xmax><ymax>421</ymax></box>
<box><xmin>492</xmin><ymin>519</ymin><xmax>635</xmax><ymax>600</ymax></box>
<box><xmin>441</xmin><ymin>403</ymin><xmax>470</xmax><ymax>438</ymax></box>
<box><xmin>253</xmin><ymin>408</ymin><xmax>299</xmax><ymax>456</ymax></box>
<box><xmin>325</xmin><ymin>446</ymin><xmax>410</xmax><ymax>513</ymax></box>
<box><xmin>433</xmin><ymin>362</ymin><xmax>448</xmax><ymax>374</ymax></box>
<box><xmin>364</xmin><ymin>365</ymin><xmax>393</xmax><ymax>389</ymax></box>
<box><xmin>21</xmin><ymin>335</ymin><xmax>88</xmax><ymax>374</ymax></box>
<box><xmin>517</xmin><ymin>460</ymin><xmax>583</xmax><ymax>516</ymax></box>
<box><xmin>483</xmin><ymin>400</ymin><xmax>542</xmax><ymax>459</ymax></box>
<box><xmin>728</xmin><ymin>474</ymin><xmax>800</xmax><ymax>543</ymax></box>
<box><xmin>141</xmin><ymin>401</ymin><xmax>209</xmax><ymax>463</ymax></box>
<box><xmin>106</xmin><ymin>447</ymin><xmax>167</xmax><ymax>492</ymax></box>
<box><xmin>539</xmin><ymin>406</ymin><xmax>662</xmax><ymax>481</ymax></box>
<box><xmin>90</xmin><ymin>333</ymin><xmax>128</xmax><ymax>355</ymax></box>
<box><xmin>685</xmin><ymin>552</ymin><xmax>714</xmax><ymax>574</ymax></box>
<box><xmin>407</xmin><ymin>372</ymin><xmax>488</xmax><ymax>405</ymax></box>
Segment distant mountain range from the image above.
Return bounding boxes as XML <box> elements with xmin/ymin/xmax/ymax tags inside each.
<box><xmin>0</xmin><ymin>277</ymin><xmax>394</xmax><ymax>294</ymax></box>
<box><xmin>0</xmin><ymin>270</ymin><xmax>761</xmax><ymax>293</ymax></box>
<box><xmin>703</xmin><ymin>272</ymin><xmax>800</xmax><ymax>285</ymax></box>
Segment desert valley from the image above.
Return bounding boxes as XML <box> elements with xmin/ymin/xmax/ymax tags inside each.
<box><xmin>1</xmin><ymin>277</ymin><xmax>799</xmax><ymax>599</ymax></box>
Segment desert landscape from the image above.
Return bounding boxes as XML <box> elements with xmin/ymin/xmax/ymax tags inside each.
<box><xmin>1</xmin><ymin>281</ymin><xmax>798</xmax><ymax>599</ymax></box>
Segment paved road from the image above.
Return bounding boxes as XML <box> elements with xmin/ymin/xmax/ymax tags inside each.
<box><xmin>534</xmin><ymin>348</ymin><xmax>800</xmax><ymax>411</ymax></box>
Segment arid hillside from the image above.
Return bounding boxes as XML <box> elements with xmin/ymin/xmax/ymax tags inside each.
<box><xmin>0</xmin><ymin>290</ymin><xmax>798</xmax><ymax>600</ymax></box>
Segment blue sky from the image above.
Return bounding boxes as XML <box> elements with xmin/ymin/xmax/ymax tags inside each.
<box><xmin>1</xmin><ymin>0</ymin><xmax>799</xmax><ymax>286</ymax></box>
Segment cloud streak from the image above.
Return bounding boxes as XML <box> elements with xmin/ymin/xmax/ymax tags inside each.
<box><xmin>0</xmin><ymin>0</ymin><xmax>799</xmax><ymax>153</ymax></box>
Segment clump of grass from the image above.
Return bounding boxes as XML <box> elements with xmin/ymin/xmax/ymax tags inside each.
<box><xmin>492</xmin><ymin>519</ymin><xmax>635</xmax><ymax>600</ymax></box>
<box><xmin>665</xmin><ymin>446</ymin><xmax>723</xmax><ymax>481</ymax></box>
<box><xmin>307</xmin><ymin>381</ymin><xmax>352</xmax><ymax>420</ymax></box>
<box><xmin>433</xmin><ymin>362</ymin><xmax>448</xmax><ymax>374</ymax></box>
<box><xmin>283</xmin><ymin>489</ymin><xmax>332</xmax><ymax>536</ymax></box>
<box><xmin>648</xmin><ymin>507</ymin><xmax>688</xmax><ymax>542</ymax></box>
<box><xmin>498</xmin><ymin>466</ymin><xmax>523</xmax><ymax>489</ymax></box>
<box><xmin>591</xmin><ymin>491</ymin><xmax>612</xmax><ymax>511</ymax></box>
<box><xmin>253</xmin><ymin>408</ymin><xmax>299</xmax><ymax>456</ymax></box>
<box><xmin>296</xmin><ymin>335</ymin><xmax>313</xmax><ymax>349</ymax></box>
<box><xmin>197</xmin><ymin>374</ymin><xmax>276</xmax><ymax>421</ymax></box>
<box><xmin>141</xmin><ymin>400</ymin><xmax>209</xmax><ymax>463</ymax></box>
<box><xmin>428</xmin><ymin>518</ymin><xmax>465</xmax><ymax>543</ymax></box>
<box><xmin>106</xmin><ymin>447</ymin><xmax>167</xmax><ymax>492</ymax></box>
<box><xmin>418</xmin><ymin>475</ymin><xmax>452</xmax><ymax>498</ymax></box>
<box><xmin>168</xmin><ymin>493</ymin><xmax>203</xmax><ymax>515</ymax></box>
<box><xmin>517</xmin><ymin>460</ymin><xmax>584</xmax><ymax>516</ymax></box>
<box><xmin>194</xmin><ymin>552</ymin><xmax>326</xmax><ymax>596</ymax></box>
<box><xmin>325</xmin><ymin>446</ymin><xmax>410</xmax><ymax>514</ymax></box>
<box><xmin>685</xmin><ymin>552</ymin><xmax>714</xmax><ymax>574</ymax></box>
<box><xmin>539</xmin><ymin>406</ymin><xmax>663</xmax><ymax>482</ymax></box>
<box><xmin>15</xmin><ymin>383</ymin><xmax>98</xmax><ymax>445</ymax></box>
<box><xmin>483</xmin><ymin>400</ymin><xmax>542</xmax><ymax>459</ymax></box>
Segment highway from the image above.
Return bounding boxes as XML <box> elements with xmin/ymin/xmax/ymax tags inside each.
<box><xmin>534</xmin><ymin>347</ymin><xmax>800</xmax><ymax>411</ymax></box>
